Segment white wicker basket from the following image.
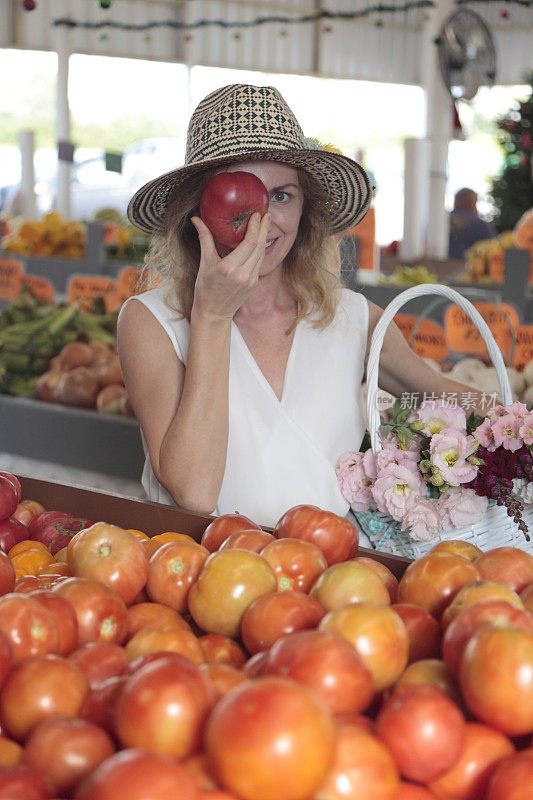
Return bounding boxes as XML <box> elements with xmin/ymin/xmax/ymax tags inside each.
<box><xmin>353</xmin><ymin>283</ymin><xmax>533</xmax><ymax>558</ymax></box>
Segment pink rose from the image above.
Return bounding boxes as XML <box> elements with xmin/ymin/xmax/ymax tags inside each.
<box><xmin>519</xmin><ymin>412</ymin><xmax>533</xmax><ymax>446</ymax></box>
<box><xmin>436</xmin><ymin>488</ymin><xmax>488</xmax><ymax>530</ymax></box>
<box><xmin>336</xmin><ymin>450</ymin><xmax>376</xmax><ymax>511</ymax></box>
<box><xmin>371</xmin><ymin>463</ymin><xmax>425</xmax><ymax>521</ymax></box>
<box><xmin>410</xmin><ymin>402</ymin><xmax>467</xmax><ymax>436</ymax></box>
<box><xmin>491</xmin><ymin>414</ymin><xmax>523</xmax><ymax>452</ymax></box>
<box><xmin>473</xmin><ymin>417</ymin><xmax>496</xmax><ymax>450</ymax></box>
<box><xmin>381</xmin><ymin>433</ymin><xmax>420</xmax><ymax>462</ymax></box>
<box><xmin>429</xmin><ymin>430</ymin><xmax>478</xmax><ymax>486</ymax></box>
<box><xmin>402</xmin><ymin>498</ymin><xmax>441</xmax><ymax>542</ymax></box>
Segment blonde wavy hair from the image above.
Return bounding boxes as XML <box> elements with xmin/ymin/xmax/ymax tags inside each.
<box><xmin>140</xmin><ymin>165</ymin><xmax>343</xmax><ymax>331</ymax></box>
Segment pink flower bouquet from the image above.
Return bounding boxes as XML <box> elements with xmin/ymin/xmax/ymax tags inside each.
<box><xmin>336</xmin><ymin>398</ymin><xmax>533</xmax><ymax>544</ymax></box>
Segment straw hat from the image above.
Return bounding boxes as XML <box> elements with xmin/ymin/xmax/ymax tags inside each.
<box><xmin>128</xmin><ymin>84</ymin><xmax>372</xmax><ymax>236</ymax></box>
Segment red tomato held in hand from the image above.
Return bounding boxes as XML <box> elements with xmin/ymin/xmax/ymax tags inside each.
<box><xmin>200</xmin><ymin>171</ymin><xmax>269</xmax><ymax>249</ymax></box>
<box><xmin>274</xmin><ymin>504</ymin><xmax>359</xmax><ymax>566</ymax></box>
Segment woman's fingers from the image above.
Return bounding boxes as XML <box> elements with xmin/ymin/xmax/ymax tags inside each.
<box><xmin>191</xmin><ymin>216</ymin><xmax>219</xmax><ymax>264</ymax></box>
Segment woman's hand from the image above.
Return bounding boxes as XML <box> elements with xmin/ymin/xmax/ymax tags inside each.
<box><xmin>191</xmin><ymin>211</ymin><xmax>270</xmax><ymax>322</ymax></box>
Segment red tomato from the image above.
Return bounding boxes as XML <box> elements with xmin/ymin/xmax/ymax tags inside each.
<box><xmin>80</xmin><ymin>674</ymin><xmax>127</xmax><ymax>735</ymax></box>
<box><xmin>0</xmin><ymin>764</ymin><xmax>52</xmax><ymax>800</ymax></box>
<box><xmin>205</xmin><ymin>676</ymin><xmax>336</xmax><ymax>800</ymax></box>
<box><xmin>218</xmin><ymin>530</ymin><xmax>276</xmax><ymax>552</ymax></box>
<box><xmin>320</xmin><ymin>603</ymin><xmax>409</xmax><ymax>692</ymax></box>
<box><xmin>261</xmin><ymin>537</ymin><xmax>328</xmax><ymax>592</ymax></box>
<box><xmin>200</xmin><ymin>513</ymin><xmax>262</xmax><ymax>553</ymax></box>
<box><xmin>0</xmin><ymin>631</ymin><xmax>12</xmax><ymax>691</ymax></box>
<box><xmin>473</xmin><ymin>547</ymin><xmax>533</xmax><ymax>593</ymax></box>
<box><xmin>395</xmin><ymin>658</ymin><xmax>461</xmax><ymax>705</ymax></box>
<box><xmin>391</xmin><ymin>602</ymin><xmax>441</xmax><ymax>663</ymax></box>
<box><xmin>52</xmin><ymin>576</ymin><xmax>128</xmax><ymax>645</ymax></box>
<box><xmin>0</xmin><ymin>519</ymin><xmax>28</xmax><ymax>553</ymax></box>
<box><xmin>31</xmin><ymin>514</ymin><xmax>94</xmax><ymax>555</ymax></box>
<box><xmin>398</xmin><ymin>552</ymin><xmax>480</xmax><ymax>620</ymax></box>
<box><xmin>67</xmin><ymin>522</ymin><xmax>149</xmax><ymax>604</ymax></box>
<box><xmin>485</xmin><ymin>748</ymin><xmax>533</xmax><ymax>800</ymax></box>
<box><xmin>0</xmin><ymin>736</ymin><xmax>22</xmax><ymax>767</ymax></box>
<box><xmin>73</xmin><ymin>748</ymin><xmax>200</xmax><ymax>800</ymax></box>
<box><xmin>0</xmin><ymin>552</ymin><xmax>15</xmax><ymax>597</ymax></box>
<box><xmin>125</xmin><ymin>626</ymin><xmax>205</xmax><ymax>664</ymax></box>
<box><xmin>10</xmin><ymin>499</ymin><xmax>45</xmax><ymax>528</ymax></box>
<box><xmin>310</xmin><ymin>560</ymin><xmax>390</xmax><ymax>611</ymax></box>
<box><xmin>0</xmin><ymin>476</ymin><xmax>19</xmax><ymax>523</ymax></box>
<box><xmin>352</xmin><ymin>556</ymin><xmax>399</xmax><ymax>602</ymax></box>
<box><xmin>200</xmin><ymin>171</ymin><xmax>269</xmax><ymax>249</ymax></box>
<box><xmin>375</xmin><ymin>684</ymin><xmax>466</xmax><ymax>784</ymax></box>
<box><xmin>198</xmin><ymin>633</ymin><xmax>247</xmax><ymax>667</ymax></box>
<box><xmin>428</xmin><ymin>539</ymin><xmax>483</xmax><ymax>561</ymax></box>
<box><xmin>428</xmin><ymin>721</ymin><xmax>515</xmax><ymax>800</ymax></box>
<box><xmin>23</xmin><ymin>716</ymin><xmax>115</xmax><ymax>797</ymax></box>
<box><xmin>240</xmin><ymin>590</ymin><xmax>325</xmax><ymax>654</ymax></box>
<box><xmin>262</xmin><ymin>629</ymin><xmax>374</xmax><ymax>716</ymax></box>
<box><xmin>199</xmin><ymin>662</ymin><xmax>246</xmax><ymax>701</ymax></box>
<box><xmin>274</xmin><ymin>504</ymin><xmax>358</xmax><ymax>565</ymax></box>
<box><xmin>441</xmin><ymin>580</ymin><xmax>525</xmax><ymax>630</ymax></box>
<box><xmin>146</xmin><ymin>540</ymin><xmax>209</xmax><ymax>613</ymax></box>
<box><xmin>0</xmin><ymin>654</ymin><xmax>89</xmax><ymax>741</ymax></box>
<box><xmin>28</xmin><ymin>510</ymin><xmax>70</xmax><ymax>539</ymax></box>
<box><xmin>114</xmin><ymin>653</ymin><xmax>214</xmax><ymax>759</ymax></box>
<box><xmin>0</xmin><ymin>593</ymin><xmax>59</xmax><ymax>663</ymax></box>
<box><xmin>0</xmin><ymin>472</ymin><xmax>21</xmax><ymax>504</ymax></box>
<box><xmin>68</xmin><ymin>641</ymin><xmax>129</xmax><ymax>687</ymax></box>
<box><xmin>520</xmin><ymin>582</ymin><xmax>533</xmax><ymax>613</ymax></box>
<box><xmin>125</xmin><ymin>601</ymin><xmax>191</xmax><ymax>640</ymax></box>
<box><xmin>442</xmin><ymin>599</ymin><xmax>533</xmax><ymax>677</ymax></box>
<box><xmin>396</xmin><ymin>785</ymin><xmax>440</xmax><ymax>800</ymax></box>
<box><xmin>311</xmin><ymin>722</ymin><xmax>400</xmax><ymax>800</ymax></box>
<box><xmin>459</xmin><ymin>625</ymin><xmax>533</xmax><ymax>736</ymax></box>
<box><xmin>28</xmin><ymin>588</ymin><xmax>79</xmax><ymax>656</ymax></box>
<box><xmin>188</xmin><ymin>549</ymin><xmax>277</xmax><ymax>637</ymax></box>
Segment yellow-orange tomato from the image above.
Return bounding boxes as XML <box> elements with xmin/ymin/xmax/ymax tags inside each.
<box><xmin>10</xmin><ymin>549</ymin><xmax>55</xmax><ymax>578</ymax></box>
<box><xmin>0</xmin><ymin>735</ymin><xmax>22</xmax><ymax>766</ymax></box>
<box><xmin>125</xmin><ymin>627</ymin><xmax>205</xmax><ymax>665</ymax></box>
<box><xmin>8</xmin><ymin>540</ymin><xmax>51</xmax><ymax>558</ymax></box>
<box><xmin>39</xmin><ymin>561</ymin><xmax>70</xmax><ymax>577</ymax></box>
<box><xmin>152</xmin><ymin>531</ymin><xmax>197</xmax><ymax>545</ymax></box>
<box><xmin>54</xmin><ymin>547</ymin><xmax>68</xmax><ymax>563</ymax></box>
<box><xmin>127</xmin><ymin>528</ymin><xmax>150</xmax><ymax>541</ymax></box>
<box><xmin>188</xmin><ymin>550</ymin><xmax>277</xmax><ymax>638</ymax></box>
<box><xmin>441</xmin><ymin>579</ymin><xmax>524</xmax><ymax>630</ymax></box>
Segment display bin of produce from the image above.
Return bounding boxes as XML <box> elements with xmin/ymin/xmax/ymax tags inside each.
<box><xmin>16</xmin><ymin>474</ymin><xmax>412</xmax><ymax>576</ymax></box>
<box><xmin>0</xmin><ymin>223</ymin><xmax>105</xmax><ymax>293</ymax></box>
<box><xmin>2</xmin><ymin>395</ymin><xmax>144</xmax><ymax>481</ymax></box>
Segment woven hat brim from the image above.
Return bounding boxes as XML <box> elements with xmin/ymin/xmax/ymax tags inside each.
<box><xmin>127</xmin><ymin>150</ymin><xmax>372</xmax><ymax>237</ymax></box>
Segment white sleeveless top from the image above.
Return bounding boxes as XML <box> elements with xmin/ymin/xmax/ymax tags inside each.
<box><xmin>123</xmin><ymin>285</ymin><xmax>368</xmax><ymax>528</ymax></box>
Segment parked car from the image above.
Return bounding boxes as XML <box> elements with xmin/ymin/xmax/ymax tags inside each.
<box><xmin>0</xmin><ymin>137</ymin><xmax>183</xmax><ymax>222</ymax></box>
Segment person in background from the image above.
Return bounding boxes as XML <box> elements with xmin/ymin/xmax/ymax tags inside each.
<box><xmin>448</xmin><ymin>187</ymin><xmax>497</xmax><ymax>260</ymax></box>
<box><xmin>118</xmin><ymin>83</ymin><xmax>484</xmax><ymax>533</ymax></box>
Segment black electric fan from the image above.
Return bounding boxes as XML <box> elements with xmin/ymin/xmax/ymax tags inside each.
<box><xmin>436</xmin><ymin>9</ymin><xmax>497</xmax><ymax>101</ymax></box>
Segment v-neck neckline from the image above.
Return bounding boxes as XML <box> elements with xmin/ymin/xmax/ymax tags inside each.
<box><xmin>231</xmin><ymin>321</ymin><xmax>300</xmax><ymax>406</ymax></box>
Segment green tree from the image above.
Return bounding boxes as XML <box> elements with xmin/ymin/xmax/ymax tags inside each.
<box><xmin>489</xmin><ymin>73</ymin><xmax>533</xmax><ymax>232</ymax></box>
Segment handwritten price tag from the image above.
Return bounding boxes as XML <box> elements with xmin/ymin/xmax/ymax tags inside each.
<box><xmin>21</xmin><ymin>274</ymin><xmax>56</xmax><ymax>305</ymax></box>
<box><xmin>444</xmin><ymin>302</ymin><xmax>519</xmax><ymax>361</ymax></box>
<box><xmin>513</xmin><ymin>326</ymin><xmax>533</xmax><ymax>371</ymax></box>
<box><xmin>394</xmin><ymin>314</ymin><xmax>448</xmax><ymax>362</ymax></box>
<box><xmin>0</xmin><ymin>258</ymin><xmax>25</xmax><ymax>301</ymax></box>
<box><xmin>67</xmin><ymin>275</ymin><xmax>121</xmax><ymax>313</ymax></box>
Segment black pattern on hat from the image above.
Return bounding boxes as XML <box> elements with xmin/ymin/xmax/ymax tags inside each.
<box><xmin>128</xmin><ymin>84</ymin><xmax>371</xmax><ymax>236</ymax></box>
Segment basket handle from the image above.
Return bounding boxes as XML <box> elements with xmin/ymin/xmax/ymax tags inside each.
<box><xmin>366</xmin><ymin>283</ymin><xmax>513</xmax><ymax>453</ymax></box>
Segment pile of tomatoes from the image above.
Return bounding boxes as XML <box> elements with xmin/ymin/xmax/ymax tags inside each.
<box><xmin>0</xmin><ymin>470</ymin><xmax>532</xmax><ymax>799</ymax></box>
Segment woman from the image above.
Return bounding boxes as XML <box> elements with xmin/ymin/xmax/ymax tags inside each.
<box><xmin>118</xmin><ymin>83</ymin><xmax>478</xmax><ymax>529</ymax></box>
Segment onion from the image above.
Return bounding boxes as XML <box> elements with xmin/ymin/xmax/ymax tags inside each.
<box><xmin>96</xmin><ymin>384</ymin><xmax>126</xmax><ymax>414</ymax></box>
<box><xmin>35</xmin><ymin>370</ymin><xmax>65</xmax><ymax>403</ymax></box>
<box><xmin>94</xmin><ymin>354</ymin><xmax>124</xmax><ymax>388</ymax></box>
<box><xmin>58</xmin><ymin>341</ymin><xmax>95</xmax><ymax>371</ymax></box>
<box><xmin>56</xmin><ymin>367</ymin><xmax>100</xmax><ymax>408</ymax></box>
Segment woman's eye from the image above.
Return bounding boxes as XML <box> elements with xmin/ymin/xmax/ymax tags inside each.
<box><xmin>271</xmin><ymin>191</ymin><xmax>290</xmax><ymax>203</ymax></box>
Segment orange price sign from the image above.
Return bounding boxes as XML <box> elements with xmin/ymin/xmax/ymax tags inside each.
<box><xmin>513</xmin><ymin>326</ymin><xmax>533</xmax><ymax>371</ymax></box>
<box><xmin>67</xmin><ymin>275</ymin><xmax>121</xmax><ymax>313</ymax></box>
<box><xmin>444</xmin><ymin>302</ymin><xmax>519</xmax><ymax>361</ymax></box>
<box><xmin>394</xmin><ymin>314</ymin><xmax>448</xmax><ymax>362</ymax></box>
<box><xmin>0</xmin><ymin>257</ymin><xmax>25</xmax><ymax>301</ymax></box>
<box><xmin>21</xmin><ymin>274</ymin><xmax>56</xmax><ymax>305</ymax></box>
